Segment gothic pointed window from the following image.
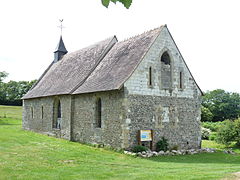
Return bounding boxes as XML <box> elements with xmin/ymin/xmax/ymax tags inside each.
<box><xmin>53</xmin><ymin>98</ymin><xmax>61</xmax><ymax>129</ymax></box>
<box><xmin>161</xmin><ymin>51</ymin><xmax>172</xmax><ymax>89</ymax></box>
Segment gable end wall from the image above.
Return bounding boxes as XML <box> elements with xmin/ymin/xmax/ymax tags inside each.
<box><xmin>123</xmin><ymin>27</ymin><xmax>202</xmax><ymax>150</ymax></box>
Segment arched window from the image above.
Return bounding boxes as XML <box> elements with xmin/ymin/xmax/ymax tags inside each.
<box><xmin>96</xmin><ymin>98</ymin><xmax>102</xmax><ymax>128</ymax></box>
<box><xmin>53</xmin><ymin>98</ymin><xmax>61</xmax><ymax>129</ymax></box>
<box><xmin>160</xmin><ymin>51</ymin><xmax>172</xmax><ymax>89</ymax></box>
<box><xmin>148</xmin><ymin>66</ymin><xmax>153</xmax><ymax>87</ymax></box>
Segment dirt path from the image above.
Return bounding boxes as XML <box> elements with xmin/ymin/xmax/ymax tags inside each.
<box><xmin>222</xmin><ymin>172</ymin><xmax>240</xmax><ymax>180</ymax></box>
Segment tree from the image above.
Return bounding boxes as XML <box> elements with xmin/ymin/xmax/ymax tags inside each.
<box><xmin>0</xmin><ymin>71</ymin><xmax>8</xmax><ymax>101</ymax></box>
<box><xmin>202</xmin><ymin>89</ymin><xmax>240</xmax><ymax>122</ymax></box>
<box><xmin>101</xmin><ymin>0</ymin><xmax>132</xmax><ymax>9</ymax></box>
<box><xmin>201</xmin><ymin>106</ymin><xmax>213</xmax><ymax>122</ymax></box>
<box><xmin>0</xmin><ymin>71</ymin><xmax>37</xmax><ymax>106</ymax></box>
<box><xmin>0</xmin><ymin>71</ymin><xmax>8</xmax><ymax>82</ymax></box>
<box><xmin>216</xmin><ymin>118</ymin><xmax>240</xmax><ymax>146</ymax></box>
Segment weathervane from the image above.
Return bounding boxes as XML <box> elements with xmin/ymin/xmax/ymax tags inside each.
<box><xmin>58</xmin><ymin>19</ymin><xmax>65</xmax><ymax>36</ymax></box>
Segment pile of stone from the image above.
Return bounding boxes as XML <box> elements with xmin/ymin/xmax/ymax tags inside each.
<box><xmin>123</xmin><ymin>148</ymin><xmax>216</xmax><ymax>158</ymax></box>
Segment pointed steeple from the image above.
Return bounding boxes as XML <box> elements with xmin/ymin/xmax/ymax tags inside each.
<box><xmin>54</xmin><ymin>36</ymin><xmax>68</xmax><ymax>62</ymax></box>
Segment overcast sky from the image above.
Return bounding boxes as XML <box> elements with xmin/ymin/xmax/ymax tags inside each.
<box><xmin>0</xmin><ymin>0</ymin><xmax>239</xmax><ymax>93</ymax></box>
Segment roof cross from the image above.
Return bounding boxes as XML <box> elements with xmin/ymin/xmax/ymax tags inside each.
<box><xmin>58</xmin><ymin>19</ymin><xmax>65</xmax><ymax>36</ymax></box>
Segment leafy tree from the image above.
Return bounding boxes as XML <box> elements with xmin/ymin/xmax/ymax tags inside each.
<box><xmin>216</xmin><ymin>118</ymin><xmax>240</xmax><ymax>146</ymax></box>
<box><xmin>202</xmin><ymin>89</ymin><xmax>240</xmax><ymax>122</ymax></box>
<box><xmin>102</xmin><ymin>0</ymin><xmax>132</xmax><ymax>9</ymax></box>
<box><xmin>0</xmin><ymin>71</ymin><xmax>8</xmax><ymax>82</ymax></box>
<box><xmin>201</xmin><ymin>106</ymin><xmax>213</xmax><ymax>122</ymax></box>
<box><xmin>0</xmin><ymin>71</ymin><xmax>37</xmax><ymax>106</ymax></box>
<box><xmin>0</xmin><ymin>72</ymin><xmax>8</xmax><ymax>101</ymax></box>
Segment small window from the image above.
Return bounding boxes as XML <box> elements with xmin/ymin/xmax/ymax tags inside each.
<box><xmin>149</xmin><ymin>66</ymin><xmax>153</xmax><ymax>87</ymax></box>
<box><xmin>180</xmin><ymin>71</ymin><xmax>183</xmax><ymax>89</ymax></box>
<box><xmin>96</xmin><ymin>98</ymin><xmax>102</xmax><ymax>128</ymax></box>
<box><xmin>41</xmin><ymin>106</ymin><xmax>44</xmax><ymax>119</ymax></box>
<box><xmin>31</xmin><ymin>107</ymin><xmax>34</xmax><ymax>119</ymax></box>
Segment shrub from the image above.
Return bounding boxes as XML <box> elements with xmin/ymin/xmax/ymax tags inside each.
<box><xmin>215</xmin><ymin>120</ymin><xmax>236</xmax><ymax>146</ymax></box>
<box><xmin>233</xmin><ymin>118</ymin><xmax>240</xmax><ymax>146</ymax></box>
<box><xmin>201</xmin><ymin>106</ymin><xmax>213</xmax><ymax>122</ymax></box>
<box><xmin>209</xmin><ymin>132</ymin><xmax>217</xmax><ymax>141</ymax></box>
<box><xmin>156</xmin><ymin>137</ymin><xmax>169</xmax><ymax>152</ymax></box>
<box><xmin>202</xmin><ymin>121</ymin><xmax>223</xmax><ymax>132</ymax></box>
<box><xmin>201</xmin><ymin>127</ymin><xmax>211</xmax><ymax>140</ymax></box>
<box><xmin>132</xmin><ymin>145</ymin><xmax>148</xmax><ymax>153</ymax></box>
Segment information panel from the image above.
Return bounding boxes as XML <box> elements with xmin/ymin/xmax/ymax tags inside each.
<box><xmin>140</xmin><ymin>130</ymin><xmax>152</xmax><ymax>142</ymax></box>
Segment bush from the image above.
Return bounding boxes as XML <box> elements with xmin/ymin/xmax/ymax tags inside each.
<box><xmin>156</xmin><ymin>137</ymin><xmax>169</xmax><ymax>152</ymax></box>
<box><xmin>233</xmin><ymin>118</ymin><xmax>240</xmax><ymax>146</ymax></box>
<box><xmin>215</xmin><ymin>120</ymin><xmax>236</xmax><ymax>146</ymax></box>
<box><xmin>209</xmin><ymin>132</ymin><xmax>217</xmax><ymax>141</ymax></box>
<box><xmin>201</xmin><ymin>127</ymin><xmax>211</xmax><ymax>140</ymax></box>
<box><xmin>202</xmin><ymin>121</ymin><xmax>223</xmax><ymax>132</ymax></box>
<box><xmin>132</xmin><ymin>145</ymin><xmax>148</xmax><ymax>153</ymax></box>
<box><xmin>201</xmin><ymin>106</ymin><xmax>213</xmax><ymax>122</ymax></box>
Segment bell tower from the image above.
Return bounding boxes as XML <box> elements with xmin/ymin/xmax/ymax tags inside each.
<box><xmin>54</xmin><ymin>19</ymin><xmax>68</xmax><ymax>62</ymax></box>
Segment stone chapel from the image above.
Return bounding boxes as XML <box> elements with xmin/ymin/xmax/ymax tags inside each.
<box><xmin>22</xmin><ymin>25</ymin><xmax>203</xmax><ymax>150</ymax></box>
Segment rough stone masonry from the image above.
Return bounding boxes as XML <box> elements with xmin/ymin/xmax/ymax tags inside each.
<box><xmin>22</xmin><ymin>25</ymin><xmax>203</xmax><ymax>150</ymax></box>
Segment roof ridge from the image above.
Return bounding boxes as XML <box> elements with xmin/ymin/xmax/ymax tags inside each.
<box><xmin>118</xmin><ymin>25</ymin><xmax>164</xmax><ymax>43</ymax></box>
<box><xmin>67</xmin><ymin>36</ymin><xmax>116</xmax><ymax>57</ymax></box>
<box><xmin>115</xmin><ymin>25</ymin><xmax>165</xmax><ymax>90</ymax></box>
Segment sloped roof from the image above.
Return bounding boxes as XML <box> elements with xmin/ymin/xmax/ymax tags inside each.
<box><xmin>23</xmin><ymin>36</ymin><xmax>117</xmax><ymax>99</ymax></box>
<box><xmin>26</xmin><ymin>25</ymin><xmax>208</xmax><ymax>99</ymax></box>
<box><xmin>23</xmin><ymin>26</ymin><xmax>162</xmax><ymax>99</ymax></box>
<box><xmin>73</xmin><ymin>27</ymin><xmax>162</xmax><ymax>94</ymax></box>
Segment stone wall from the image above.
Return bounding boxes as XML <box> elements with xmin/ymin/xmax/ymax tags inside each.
<box><xmin>123</xmin><ymin>26</ymin><xmax>202</xmax><ymax>150</ymax></box>
<box><xmin>124</xmin><ymin>26</ymin><xmax>202</xmax><ymax>98</ymax></box>
<box><xmin>22</xmin><ymin>95</ymin><xmax>72</xmax><ymax>140</ymax></box>
<box><xmin>22</xmin><ymin>26</ymin><xmax>202</xmax><ymax>150</ymax></box>
<box><xmin>123</xmin><ymin>94</ymin><xmax>201</xmax><ymax>150</ymax></box>
<box><xmin>71</xmin><ymin>89</ymin><xmax>126</xmax><ymax>149</ymax></box>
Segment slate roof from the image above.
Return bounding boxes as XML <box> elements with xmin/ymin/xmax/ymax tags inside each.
<box><xmin>24</xmin><ymin>25</ymin><xmax>203</xmax><ymax>99</ymax></box>
<box><xmin>23</xmin><ymin>26</ymin><xmax>162</xmax><ymax>99</ymax></box>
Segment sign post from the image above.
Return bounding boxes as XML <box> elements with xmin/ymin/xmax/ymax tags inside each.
<box><xmin>139</xmin><ymin>130</ymin><xmax>153</xmax><ymax>150</ymax></box>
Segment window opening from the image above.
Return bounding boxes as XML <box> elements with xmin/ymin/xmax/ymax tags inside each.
<box><xmin>96</xmin><ymin>98</ymin><xmax>102</xmax><ymax>128</ymax></box>
<box><xmin>31</xmin><ymin>107</ymin><xmax>34</xmax><ymax>119</ymax></box>
<box><xmin>180</xmin><ymin>71</ymin><xmax>183</xmax><ymax>89</ymax></box>
<box><xmin>41</xmin><ymin>106</ymin><xmax>44</xmax><ymax>119</ymax></box>
<box><xmin>149</xmin><ymin>66</ymin><xmax>152</xmax><ymax>87</ymax></box>
<box><xmin>160</xmin><ymin>51</ymin><xmax>172</xmax><ymax>89</ymax></box>
<box><xmin>53</xmin><ymin>99</ymin><xmax>61</xmax><ymax>129</ymax></box>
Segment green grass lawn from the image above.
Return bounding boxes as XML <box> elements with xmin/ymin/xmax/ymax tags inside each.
<box><xmin>0</xmin><ymin>105</ymin><xmax>240</xmax><ymax>180</ymax></box>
